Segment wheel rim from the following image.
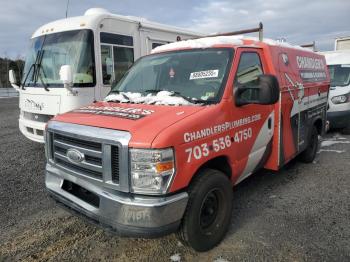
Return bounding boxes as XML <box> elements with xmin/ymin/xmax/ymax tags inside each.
<box><xmin>199</xmin><ymin>188</ymin><xmax>223</xmax><ymax>232</ymax></box>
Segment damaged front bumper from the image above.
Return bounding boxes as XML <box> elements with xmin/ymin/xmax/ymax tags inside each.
<box><xmin>46</xmin><ymin>164</ymin><xmax>188</xmax><ymax>237</ymax></box>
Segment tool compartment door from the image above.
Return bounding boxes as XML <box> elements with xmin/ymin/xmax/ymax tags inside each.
<box><xmin>277</xmin><ymin>51</ymin><xmax>309</xmax><ymax>164</ymax></box>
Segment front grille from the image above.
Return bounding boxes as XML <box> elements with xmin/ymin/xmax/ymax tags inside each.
<box><xmin>46</xmin><ymin>122</ymin><xmax>129</xmax><ymax>192</ymax></box>
<box><xmin>54</xmin><ymin>133</ymin><xmax>101</xmax><ymax>151</ymax></box>
<box><xmin>23</xmin><ymin>111</ymin><xmax>53</xmax><ymax>123</ymax></box>
<box><xmin>56</xmin><ymin>158</ymin><xmax>102</xmax><ymax>178</ymax></box>
<box><xmin>111</xmin><ymin>146</ymin><xmax>120</xmax><ymax>183</ymax></box>
<box><xmin>51</xmin><ymin>133</ymin><xmax>104</xmax><ymax>180</ymax></box>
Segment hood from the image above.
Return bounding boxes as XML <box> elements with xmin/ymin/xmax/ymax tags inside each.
<box><xmin>329</xmin><ymin>85</ymin><xmax>350</xmax><ymax>96</ymax></box>
<box><xmin>52</xmin><ymin>101</ymin><xmax>204</xmax><ymax>147</ymax></box>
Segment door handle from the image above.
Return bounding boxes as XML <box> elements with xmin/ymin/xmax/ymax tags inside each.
<box><xmin>268</xmin><ymin>117</ymin><xmax>272</xmax><ymax>129</ymax></box>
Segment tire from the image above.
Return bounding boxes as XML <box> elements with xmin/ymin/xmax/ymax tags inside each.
<box><xmin>176</xmin><ymin>169</ymin><xmax>233</xmax><ymax>252</ymax></box>
<box><xmin>299</xmin><ymin>126</ymin><xmax>319</xmax><ymax>163</ymax></box>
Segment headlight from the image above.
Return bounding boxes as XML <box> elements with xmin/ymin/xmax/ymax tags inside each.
<box><xmin>331</xmin><ymin>93</ymin><xmax>350</xmax><ymax>104</ymax></box>
<box><xmin>130</xmin><ymin>148</ymin><xmax>175</xmax><ymax>195</ymax></box>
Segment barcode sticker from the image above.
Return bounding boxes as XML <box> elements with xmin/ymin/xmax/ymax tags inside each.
<box><xmin>190</xmin><ymin>70</ymin><xmax>219</xmax><ymax>80</ymax></box>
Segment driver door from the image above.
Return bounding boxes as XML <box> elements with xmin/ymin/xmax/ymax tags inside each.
<box><xmin>231</xmin><ymin>48</ymin><xmax>275</xmax><ymax>183</ymax></box>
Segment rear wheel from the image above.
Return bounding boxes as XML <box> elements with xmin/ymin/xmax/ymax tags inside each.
<box><xmin>177</xmin><ymin>169</ymin><xmax>233</xmax><ymax>252</ymax></box>
<box><xmin>299</xmin><ymin>126</ymin><xmax>319</xmax><ymax>163</ymax></box>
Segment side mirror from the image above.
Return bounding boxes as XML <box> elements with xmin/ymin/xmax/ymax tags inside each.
<box><xmin>59</xmin><ymin>65</ymin><xmax>73</xmax><ymax>85</ymax></box>
<box><xmin>59</xmin><ymin>65</ymin><xmax>77</xmax><ymax>95</ymax></box>
<box><xmin>235</xmin><ymin>74</ymin><xmax>280</xmax><ymax>106</ymax></box>
<box><xmin>9</xmin><ymin>70</ymin><xmax>20</xmax><ymax>90</ymax></box>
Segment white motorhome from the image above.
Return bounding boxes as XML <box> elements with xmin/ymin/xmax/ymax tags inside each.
<box><xmin>9</xmin><ymin>8</ymin><xmax>202</xmax><ymax>143</ymax></box>
<box><xmin>322</xmin><ymin>50</ymin><xmax>350</xmax><ymax>133</ymax></box>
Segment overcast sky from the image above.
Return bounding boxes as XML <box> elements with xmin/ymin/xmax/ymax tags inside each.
<box><xmin>1</xmin><ymin>0</ymin><xmax>350</xmax><ymax>58</ymax></box>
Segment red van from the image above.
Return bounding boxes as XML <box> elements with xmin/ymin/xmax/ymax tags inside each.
<box><xmin>45</xmin><ymin>35</ymin><xmax>329</xmax><ymax>251</ymax></box>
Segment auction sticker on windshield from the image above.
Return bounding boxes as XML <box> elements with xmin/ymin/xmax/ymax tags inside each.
<box><xmin>190</xmin><ymin>69</ymin><xmax>219</xmax><ymax>80</ymax></box>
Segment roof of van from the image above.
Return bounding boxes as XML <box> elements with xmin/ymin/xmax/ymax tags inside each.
<box><xmin>320</xmin><ymin>50</ymin><xmax>350</xmax><ymax>65</ymax></box>
<box><xmin>151</xmin><ymin>35</ymin><xmax>314</xmax><ymax>54</ymax></box>
<box><xmin>32</xmin><ymin>8</ymin><xmax>202</xmax><ymax>38</ymax></box>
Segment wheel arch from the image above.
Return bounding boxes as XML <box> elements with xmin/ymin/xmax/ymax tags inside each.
<box><xmin>188</xmin><ymin>155</ymin><xmax>233</xmax><ymax>186</ymax></box>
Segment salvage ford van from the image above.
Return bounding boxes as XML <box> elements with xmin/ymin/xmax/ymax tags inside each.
<box><xmin>45</xmin><ymin>34</ymin><xmax>329</xmax><ymax>251</ymax></box>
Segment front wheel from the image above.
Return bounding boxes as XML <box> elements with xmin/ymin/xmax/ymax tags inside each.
<box><xmin>299</xmin><ymin>126</ymin><xmax>319</xmax><ymax>163</ymax></box>
<box><xmin>177</xmin><ymin>169</ymin><xmax>233</xmax><ymax>252</ymax></box>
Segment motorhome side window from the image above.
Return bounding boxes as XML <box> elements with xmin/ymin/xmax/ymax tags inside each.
<box><xmin>234</xmin><ymin>52</ymin><xmax>264</xmax><ymax>100</ymax></box>
<box><xmin>100</xmin><ymin>33</ymin><xmax>134</xmax><ymax>85</ymax></box>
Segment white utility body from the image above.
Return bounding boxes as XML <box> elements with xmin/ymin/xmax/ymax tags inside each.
<box><xmin>13</xmin><ymin>8</ymin><xmax>202</xmax><ymax>143</ymax></box>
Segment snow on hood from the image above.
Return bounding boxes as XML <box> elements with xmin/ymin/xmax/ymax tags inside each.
<box><xmin>104</xmin><ymin>91</ymin><xmax>197</xmax><ymax>106</ymax></box>
<box><xmin>151</xmin><ymin>36</ymin><xmax>244</xmax><ymax>53</ymax></box>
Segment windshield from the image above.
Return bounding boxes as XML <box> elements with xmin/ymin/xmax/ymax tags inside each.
<box><xmin>328</xmin><ymin>64</ymin><xmax>350</xmax><ymax>87</ymax></box>
<box><xmin>107</xmin><ymin>48</ymin><xmax>233</xmax><ymax>104</ymax></box>
<box><xmin>23</xmin><ymin>29</ymin><xmax>95</xmax><ymax>87</ymax></box>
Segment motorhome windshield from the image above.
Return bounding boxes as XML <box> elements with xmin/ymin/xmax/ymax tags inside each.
<box><xmin>328</xmin><ymin>64</ymin><xmax>350</xmax><ymax>87</ymax></box>
<box><xmin>109</xmin><ymin>48</ymin><xmax>233</xmax><ymax>103</ymax></box>
<box><xmin>23</xmin><ymin>29</ymin><xmax>95</xmax><ymax>88</ymax></box>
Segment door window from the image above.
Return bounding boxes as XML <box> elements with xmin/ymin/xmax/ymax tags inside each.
<box><xmin>101</xmin><ymin>45</ymin><xmax>113</xmax><ymax>85</ymax></box>
<box><xmin>234</xmin><ymin>52</ymin><xmax>264</xmax><ymax>100</ymax></box>
<box><xmin>100</xmin><ymin>33</ymin><xmax>134</xmax><ymax>85</ymax></box>
<box><xmin>100</xmin><ymin>33</ymin><xmax>133</xmax><ymax>46</ymax></box>
<box><xmin>113</xmin><ymin>46</ymin><xmax>134</xmax><ymax>83</ymax></box>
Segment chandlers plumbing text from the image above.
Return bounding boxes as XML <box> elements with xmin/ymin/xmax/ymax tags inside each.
<box><xmin>184</xmin><ymin>114</ymin><xmax>261</xmax><ymax>142</ymax></box>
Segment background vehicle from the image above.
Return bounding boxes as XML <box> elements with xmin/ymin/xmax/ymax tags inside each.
<box><xmin>335</xmin><ymin>36</ymin><xmax>350</xmax><ymax>51</ymax></box>
<box><xmin>321</xmin><ymin>49</ymin><xmax>350</xmax><ymax>133</ymax></box>
<box><xmin>44</xmin><ymin>29</ymin><xmax>329</xmax><ymax>251</ymax></box>
<box><xmin>9</xmin><ymin>8</ymin><xmax>202</xmax><ymax>143</ymax></box>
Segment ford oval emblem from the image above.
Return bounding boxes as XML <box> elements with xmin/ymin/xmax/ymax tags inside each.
<box><xmin>66</xmin><ymin>148</ymin><xmax>84</xmax><ymax>163</ymax></box>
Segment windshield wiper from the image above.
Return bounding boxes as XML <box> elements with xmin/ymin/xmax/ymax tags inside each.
<box><xmin>22</xmin><ymin>35</ymin><xmax>49</xmax><ymax>91</ymax></box>
<box><xmin>170</xmin><ymin>91</ymin><xmax>208</xmax><ymax>104</ymax></box>
<box><xmin>169</xmin><ymin>91</ymin><xmax>195</xmax><ymax>103</ymax></box>
<box><xmin>21</xmin><ymin>50</ymin><xmax>42</xmax><ymax>90</ymax></box>
<box><xmin>144</xmin><ymin>89</ymin><xmax>164</xmax><ymax>93</ymax></box>
<box><xmin>109</xmin><ymin>90</ymin><xmax>121</xmax><ymax>94</ymax></box>
<box><xmin>21</xmin><ymin>63</ymin><xmax>35</xmax><ymax>90</ymax></box>
<box><xmin>33</xmin><ymin>50</ymin><xmax>50</xmax><ymax>92</ymax></box>
<box><xmin>32</xmin><ymin>35</ymin><xmax>49</xmax><ymax>91</ymax></box>
<box><xmin>105</xmin><ymin>91</ymin><xmax>131</xmax><ymax>103</ymax></box>
<box><xmin>121</xmin><ymin>92</ymin><xmax>131</xmax><ymax>101</ymax></box>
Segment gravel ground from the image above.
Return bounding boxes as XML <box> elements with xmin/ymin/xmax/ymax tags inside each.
<box><xmin>0</xmin><ymin>97</ymin><xmax>349</xmax><ymax>262</ymax></box>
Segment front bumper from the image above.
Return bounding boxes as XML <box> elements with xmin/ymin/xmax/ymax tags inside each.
<box><xmin>327</xmin><ymin>110</ymin><xmax>350</xmax><ymax>129</ymax></box>
<box><xmin>19</xmin><ymin>116</ymin><xmax>46</xmax><ymax>143</ymax></box>
<box><xmin>45</xmin><ymin>164</ymin><xmax>188</xmax><ymax>237</ymax></box>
